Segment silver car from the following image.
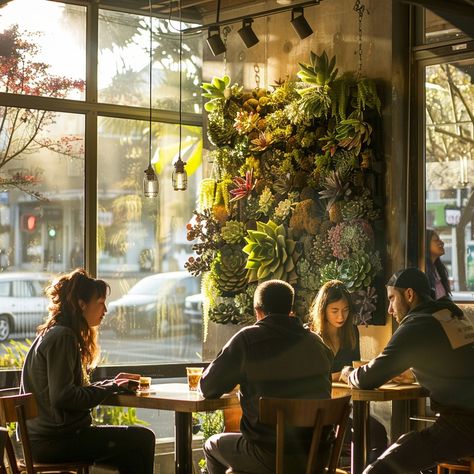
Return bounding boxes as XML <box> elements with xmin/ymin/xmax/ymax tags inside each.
<box><xmin>0</xmin><ymin>272</ymin><xmax>51</xmax><ymax>342</ymax></box>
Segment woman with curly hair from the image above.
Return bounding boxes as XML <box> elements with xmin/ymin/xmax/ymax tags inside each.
<box><xmin>20</xmin><ymin>269</ymin><xmax>155</xmax><ymax>473</ymax></box>
<box><xmin>309</xmin><ymin>280</ymin><xmax>387</xmax><ymax>464</ymax></box>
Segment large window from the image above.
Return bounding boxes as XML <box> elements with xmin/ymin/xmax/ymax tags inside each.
<box><xmin>0</xmin><ymin>0</ymin><xmax>203</xmax><ymax>365</ymax></box>
<box><xmin>415</xmin><ymin>7</ymin><xmax>474</xmax><ymax>300</ymax></box>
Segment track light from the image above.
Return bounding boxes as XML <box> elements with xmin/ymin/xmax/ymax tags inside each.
<box><xmin>206</xmin><ymin>26</ymin><xmax>226</xmax><ymax>56</ymax></box>
<box><xmin>291</xmin><ymin>8</ymin><xmax>313</xmax><ymax>39</ymax></box>
<box><xmin>238</xmin><ymin>18</ymin><xmax>259</xmax><ymax>48</ymax></box>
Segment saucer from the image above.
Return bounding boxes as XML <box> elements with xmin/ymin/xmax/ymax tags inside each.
<box><xmin>137</xmin><ymin>388</ymin><xmax>156</xmax><ymax>397</ymax></box>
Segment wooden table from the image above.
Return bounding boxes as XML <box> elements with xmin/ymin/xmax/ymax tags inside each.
<box><xmin>103</xmin><ymin>383</ymin><xmax>240</xmax><ymax>474</ymax></box>
<box><xmin>332</xmin><ymin>382</ymin><xmax>429</xmax><ymax>474</ymax></box>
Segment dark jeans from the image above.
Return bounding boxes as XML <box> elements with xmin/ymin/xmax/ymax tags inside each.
<box><xmin>363</xmin><ymin>413</ymin><xmax>474</xmax><ymax>474</ymax></box>
<box><xmin>31</xmin><ymin>425</ymin><xmax>155</xmax><ymax>474</ymax></box>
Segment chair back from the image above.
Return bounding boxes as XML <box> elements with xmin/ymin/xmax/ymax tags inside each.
<box><xmin>0</xmin><ymin>393</ymin><xmax>38</xmax><ymax>474</ymax></box>
<box><xmin>259</xmin><ymin>395</ymin><xmax>351</xmax><ymax>474</ymax></box>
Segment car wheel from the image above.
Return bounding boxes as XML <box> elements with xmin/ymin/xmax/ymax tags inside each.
<box><xmin>0</xmin><ymin>315</ymin><xmax>11</xmax><ymax>342</ymax></box>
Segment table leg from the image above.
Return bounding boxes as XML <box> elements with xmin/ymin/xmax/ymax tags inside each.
<box><xmin>352</xmin><ymin>400</ymin><xmax>369</xmax><ymax>474</ymax></box>
<box><xmin>175</xmin><ymin>411</ymin><xmax>193</xmax><ymax>474</ymax></box>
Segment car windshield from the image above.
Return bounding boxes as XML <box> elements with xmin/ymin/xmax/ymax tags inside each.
<box><xmin>128</xmin><ymin>276</ymin><xmax>181</xmax><ymax>296</ymax></box>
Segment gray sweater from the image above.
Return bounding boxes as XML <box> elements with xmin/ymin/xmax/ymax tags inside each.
<box><xmin>349</xmin><ymin>298</ymin><xmax>474</xmax><ymax>414</ymax></box>
<box><xmin>21</xmin><ymin>325</ymin><xmax>118</xmax><ymax>438</ymax></box>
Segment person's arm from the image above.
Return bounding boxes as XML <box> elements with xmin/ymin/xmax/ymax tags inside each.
<box><xmin>348</xmin><ymin>325</ymin><xmax>414</xmax><ymax>389</ymax></box>
<box><xmin>47</xmin><ymin>334</ymin><xmax>119</xmax><ymax>410</ymax></box>
<box><xmin>199</xmin><ymin>332</ymin><xmax>244</xmax><ymax>399</ymax></box>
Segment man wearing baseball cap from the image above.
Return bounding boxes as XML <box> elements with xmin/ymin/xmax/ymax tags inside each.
<box><xmin>343</xmin><ymin>267</ymin><xmax>474</xmax><ymax>473</ymax></box>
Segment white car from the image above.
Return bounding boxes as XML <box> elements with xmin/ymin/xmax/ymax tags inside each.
<box><xmin>0</xmin><ymin>272</ymin><xmax>52</xmax><ymax>342</ymax></box>
<box><xmin>106</xmin><ymin>271</ymin><xmax>200</xmax><ymax>338</ymax></box>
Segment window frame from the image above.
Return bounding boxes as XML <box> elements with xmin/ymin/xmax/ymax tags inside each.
<box><xmin>0</xmin><ymin>0</ymin><xmax>204</xmax><ymax>381</ymax></box>
<box><xmin>409</xmin><ymin>5</ymin><xmax>474</xmax><ymax>291</ymax></box>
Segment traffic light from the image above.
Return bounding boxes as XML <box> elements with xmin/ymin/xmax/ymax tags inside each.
<box><xmin>21</xmin><ymin>214</ymin><xmax>37</xmax><ymax>232</ymax></box>
<box><xmin>48</xmin><ymin>226</ymin><xmax>57</xmax><ymax>239</ymax></box>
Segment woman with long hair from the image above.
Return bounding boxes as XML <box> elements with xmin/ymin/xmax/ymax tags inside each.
<box><xmin>309</xmin><ymin>280</ymin><xmax>387</xmax><ymax>463</ymax></box>
<box><xmin>309</xmin><ymin>280</ymin><xmax>359</xmax><ymax>382</ymax></box>
<box><xmin>425</xmin><ymin>228</ymin><xmax>451</xmax><ymax>299</ymax></box>
<box><xmin>20</xmin><ymin>269</ymin><xmax>155</xmax><ymax>473</ymax></box>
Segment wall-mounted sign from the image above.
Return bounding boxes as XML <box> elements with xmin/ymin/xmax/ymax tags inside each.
<box><xmin>445</xmin><ymin>206</ymin><xmax>461</xmax><ymax>226</ymax></box>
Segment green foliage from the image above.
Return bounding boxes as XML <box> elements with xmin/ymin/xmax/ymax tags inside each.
<box><xmin>92</xmin><ymin>406</ymin><xmax>148</xmax><ymax>426</ymax></box>
<box><xmin>0</xmin><ymin>339</ymin><xmax>32</xmax><ymax>367</ymax></box>
<box><xmin>189</xmin><ymin>51</ymin><xmax>383</xmax><ymax>325</ymax></box>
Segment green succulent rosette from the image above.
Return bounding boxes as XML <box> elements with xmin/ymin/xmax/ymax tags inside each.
<box><xmin>212</xmin><ymin>244</ymin><xmax>248</xmax><ymax>295</ymax></box>
<box><xmin>338</xmin><ymin>251</ymin><xmax>381</xmax><ymax>290</ymax></box>
<box><xmin>243</xmin><ymin>220</ymin><xmax>300</xmax><ymax>284</ymax></box>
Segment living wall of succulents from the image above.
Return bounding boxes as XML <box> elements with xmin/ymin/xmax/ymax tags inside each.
<box><xmin>185</xmin><ymin>50</ymin><xmax>384</xmax><ymax>331</ymax></box>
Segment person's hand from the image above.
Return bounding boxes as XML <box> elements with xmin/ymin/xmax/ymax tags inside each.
<box><xmin>114</xmin><ymin>372</ymin><xmax>140</xmax><ymax>389</ymax></box>
<box><xmin>390</xmin><ymin>369</ymin><xmax>416</xmax><ymax>384</ymax></box>
<box><xmin>339</xmin><ymin>366</ymin><xmax>354</xmax><ymax>384</ymax></box>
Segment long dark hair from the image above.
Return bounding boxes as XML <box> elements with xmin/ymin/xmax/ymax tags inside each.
<box><xmin>425</xmin><ymin>228</ymin><xmax>451</xmax><ymax>297</ymax></box>
<box><xmin>309</xmin><ymin>280</ymin><xmax>357</xmax><ymax>350</ymax></box>
<box><xmin>38</xmin><ymin>268</ymin><xmax>110</xmax><ymax>370</ymax></box>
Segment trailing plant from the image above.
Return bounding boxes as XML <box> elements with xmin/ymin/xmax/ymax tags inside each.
<box><xmin>187</xmin><ymin>50</ymin><xmax>384</xmax><ymax>326</ymax></box>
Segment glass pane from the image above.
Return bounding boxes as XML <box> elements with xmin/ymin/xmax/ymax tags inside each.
<box><xmin>98</xmin><ymin>9</ymin><xmax>203</xmax><ymax>113</ymax></box>
<box><xmin>424</xmin><ymin>10</ymin><xmax>467</xmax><ymax>44</ymax></box>
<box><xmin>425</xmin><ymin>59</ymin><xmax>474</xmax><ymax>301</ymax></box>
<box><xmin>97</xmin><ymin>116</ymin><xmax>203</xmax><ymax>365</ymax></box>
<box><xmin>0</xmin><ymin>107</ymin><xmax>85</xmax><ymax>340</ymax></box>
<box><xmin>0</xmin><ymin>0</ymin><xmax>86</xmax><ymax>100</ymax></box>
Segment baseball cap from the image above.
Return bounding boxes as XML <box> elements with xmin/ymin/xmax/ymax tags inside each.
<box><xmin>386</xmin><ymin>268</ymin><xmax>432</xmax><ymax>298</ymax></box>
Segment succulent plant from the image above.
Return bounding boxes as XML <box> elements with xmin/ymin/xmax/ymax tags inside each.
<box><xmin>243</xmin><ymin>220</ymin><xmax>300</xmax><ymax>284</ymax></box>
<box><xmin>221</xmin><ymin>220</ymin><xmax>246</xmax><ymax>244</ymax></box>
<box><xmin>310</xmin><ymin>233</ymin><xmax>333</xmax><ymax>267</ymax></box>
<box><xmin>201</xmin><ymin>75</ymin><xmax>232</xmax><ymax>112</ymax></box>
<box><xmin>229</xmin><ymin>170</ymin><xmax>257</xmax><ymax>202</ymax></box>
<box><xmin>342</xmin><ymin>194</ymin><xmax>380</xmax><ymax>221</ymax></box>
<box><xmin>234</xmin><ymin>110</ymin><xmax>260</xmax><ymax>135</ymax></box>
<box><xmin>273</xmin><ymin>198</ymin><xmax>294</xmax><ymax>223</ymax></box>
<box><xmin>328</xmin><ymin>220</ymin><xmax>372</xmax><ymax>259</ymax></box>
<box><xmin>258</xmin><ymin>187</ymin><xmax>275</xmax><ymax>216</ymax></box>
<box><xmin>319</xmin><ymin>170</ymin><xmax>352</xmax><ymax>222</ymax></box>
<box><xmin>212</xmin><ymin>244</ymin><xmax>248</xmax><ymax>295</ymax></box>
<box><xmin>297</xmin><ymin>51</ymin><xmax>338</xmax><ymax>87</ymax></box>
<box><xmin>297</xmin><ymin>258</ymin><xmax>320</xmax><ymax>291</ymax></box>
<box><xmin>207</xmin><ymin>110</ymin><xmax>237</xmax><ymax>147</ymax></box>
<box><xmin>352</xmin><ymin>286</ymin><xmax>378</xmax><ymax>326</ymax></box>
<box><xmin>338</xmin><ymin>251</ymin><xmax>381</xmax><ymax>290</ymax></box>
<box><xmin>319</xmin><ymin>260</ymin><xmax>341</xmax><ymax>284</ymax></box>
<box><xmin>209</xmin><ymin>301</ymin><xmax>242</xmax><ymax>325</ymax></box>
<box><xmin>335</xmin><ymin>115</ymin><xmax>373</xmax><ymax>156</ymax></box>
<box><xmin>250</xmin><ymin>131</ymin><xmax>274</xmax><ymax>152</ymax></box>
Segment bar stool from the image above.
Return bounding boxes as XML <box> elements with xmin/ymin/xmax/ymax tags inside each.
<box><xmin>437</xmin><ymin>457</ymin><xmax>474</xmax><ymax>474</ymax></box>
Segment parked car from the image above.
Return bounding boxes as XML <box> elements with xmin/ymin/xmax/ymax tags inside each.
<box><xmin>0</xmin><ymin>272</ymin><xmax>52</xmax><ymax>342</ymax></box>
<box><xmin>105</xmin><ymin>271</ymin><xmax>200</xmax><ymax>338</ymax></box>
<box><xmin>184</xmin><ymin>293</ymin><xmax>203</xmax><ymax>340</ymax></box>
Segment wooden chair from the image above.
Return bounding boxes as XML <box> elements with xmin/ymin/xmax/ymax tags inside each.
<box><xmin>437</xmin><ymin>457</ymin><xmax>474</xmax><ymax>474</ymax></box>
<box><xmin>0</xmin><ymin>392</ymin><xmax>91</xmax><ymax>474</ymax></box>
<box><xmin>259</xmin><ymin>395</ymin><xmax>352</xmax><ymax>474</ymax></box>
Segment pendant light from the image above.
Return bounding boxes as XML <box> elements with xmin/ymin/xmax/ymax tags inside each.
<box><xmin>172</xmin><ymin>0</ymin><xmax>188</xmax><ymax>191</ymax></box>
<box><xmin>143</xmin><ymin>0</ymin><xmax>159</xmax><ymax>198</ymax></box>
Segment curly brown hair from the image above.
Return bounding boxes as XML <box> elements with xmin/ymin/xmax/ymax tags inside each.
<box><xmin>308</xmin><ymin>280</ymin><xmax>357</xmax><ymax>351</ymax></box>
<box><xmin>38</xmin><ymin>268</ymin><xmax>110</xmax><ymax>370</ymax></box>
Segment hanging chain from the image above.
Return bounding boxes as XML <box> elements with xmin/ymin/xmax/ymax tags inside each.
<box><xmin>254</xmin><ymin>64</ymin><xmax>261</xmax><ymax>89</ymax></box>
<box><xmin>222</xmin><ymin>26</ymin><xmax>231</xmax><ymax>76</ymax></box>
<box><xmin>353</xmin><ymin>0</ymin><xmax>369</xmax><ymax>77</ymax></box>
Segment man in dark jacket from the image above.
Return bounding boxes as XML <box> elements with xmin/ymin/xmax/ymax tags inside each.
<box><xmin>343</xmin><ymin>268</ymin><xmax>474</xmax><ymax>474</ymax></box>
<box><xmin>200</xmin><ymin>279</ymin><xmax>333</xmax><ymax>474</ymax></box>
